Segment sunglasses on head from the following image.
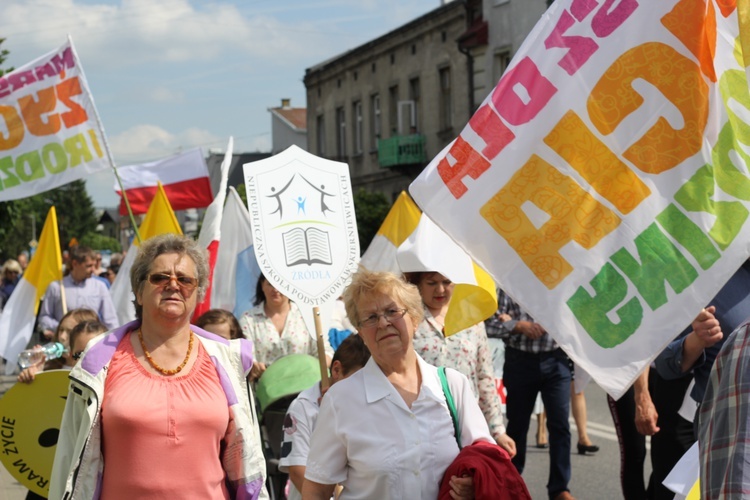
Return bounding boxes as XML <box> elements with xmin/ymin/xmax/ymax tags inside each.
<box><xmin>147</xmin><ymin>273</ymin><xmax>198</xmax><ymax>290</ymax></box>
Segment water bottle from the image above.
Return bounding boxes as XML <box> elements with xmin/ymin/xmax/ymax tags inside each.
<box><xmin>17</xmin><ymin>342</ymin><xmax>68</xmax><ymax>369</ymax></box>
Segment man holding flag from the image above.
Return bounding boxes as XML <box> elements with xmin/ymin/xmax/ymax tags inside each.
<box><xmin>38</xmin><ymin>245</ymin><xmax>118</xmax><ymax>339</ymax></box>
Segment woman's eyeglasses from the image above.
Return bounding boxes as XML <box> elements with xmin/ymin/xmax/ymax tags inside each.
<box><xmin>147</xmin><ymin>273</ymin><xmax>198</xmax><ymax>291</ymax></box>
<box><xmin>359</xmin><ymin>308</ymin><xmax>407</xmax><ymax>329</ymax></box>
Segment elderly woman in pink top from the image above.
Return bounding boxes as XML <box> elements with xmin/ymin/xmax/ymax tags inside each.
<box><xmin>50</xmin><ymin>234</ymin><xmax>267</xmax><ymax>499</ymax></box>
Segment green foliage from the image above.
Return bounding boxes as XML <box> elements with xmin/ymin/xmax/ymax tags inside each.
<box><xmin>235</xmin><ymin>182</ymin><xmax>247</xmax><ymax>206</ymax></box>
<box><xmin>79</xmin><ymin>233</ymin><xmax>122</xmax><ymax>252</ymax></box>
<box><xmin>0</xmin><ymin>181</ymin><xmax>99</xmax><ymax>261</ymax></box>
<box><xmin>353</xmin><ymin>188</ymin><xmax>391</xmax><ymax>254</ymax></box>
<box><xmin>0</xmin><ymin>37</ymin><xmax>13</xmax><ymax>77</ymax></box>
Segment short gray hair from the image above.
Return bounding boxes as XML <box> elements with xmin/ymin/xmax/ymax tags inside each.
<box><xmin>130</xmin><ymin>234</ymin><xmax>209</xmax><ymax>320</ymax></box>
<box><xmin>342</xmin><ymin>268</ymin><xmax>424</xmax><ymax>328</ymax></box>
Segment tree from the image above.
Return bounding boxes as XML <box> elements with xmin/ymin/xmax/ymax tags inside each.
<box><xmin>79</xmin><ymin>233</ymin><xmax>122</xmax><ymax>252</ymax></box>
<box><xmin>0</xmin><ymin>181</ymin><xmax>99</xmax><ymax>260</ymax></box>
<box><xmin>353</xmin><ymin>188</ymin><xmax>391</xmax><ymax>254</ymax></box>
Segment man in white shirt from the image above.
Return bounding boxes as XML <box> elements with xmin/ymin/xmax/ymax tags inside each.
<box><xmin>279</xmin><ymin>334</ymin><xmax>370</xmax><ymax>500</ymax></box>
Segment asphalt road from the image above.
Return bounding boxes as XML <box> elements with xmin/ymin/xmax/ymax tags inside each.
<box><xmin>518</xmin><ymin>381</ymin><xmax>653</xmax><ymax>500</ymax></box>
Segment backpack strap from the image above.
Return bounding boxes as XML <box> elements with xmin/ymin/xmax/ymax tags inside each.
<box><xmin>438</xmin><ymin>366</ymin><xmax>462</xmax><ymax>449</ymax></box>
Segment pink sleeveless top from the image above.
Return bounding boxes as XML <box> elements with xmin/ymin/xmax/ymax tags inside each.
<box><xmin>100</xmin><ymin>333</ymin><xmax>231</xmax><ymax>499</ymax></box>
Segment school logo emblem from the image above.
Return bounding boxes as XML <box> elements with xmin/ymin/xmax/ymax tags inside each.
<box><xmin>244</xmin><ymin>145</ymin><xmax>359</xmax><ymax>307</ymax></box>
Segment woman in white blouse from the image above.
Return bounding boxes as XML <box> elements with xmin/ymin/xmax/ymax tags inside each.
<box><xmin>302</xmin><ymin>270</ymin><xmax>493</xmax><ymax>500</ymax></box>
<box><xmin>239</xmin><ymin>274</ymin><xmax>332</xmax><ymax>381</ymax></box>
<box><xmin>407</xmin><ymin>271</ymin><xmax>516</xmax><ymax>458</ymax></box>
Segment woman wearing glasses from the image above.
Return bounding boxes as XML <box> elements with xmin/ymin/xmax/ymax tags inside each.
<box><xmin>50</xmin><ymin>234</ymin><xmax>267</xmax><ymax>500</ymax></box>
<box><xmin>239</xmin><ymin>274</ymin><xmax>333</xmax><ymax>381</ymax></box>
<box><xmin>406</xmin><ymin>271</ymin><xmax>517</xmax><ymax>458</ymax></box>
<box><xmin>302</xmin><ymin>270</ymin><xmax>494</xmax><ymax>500</ymax></box>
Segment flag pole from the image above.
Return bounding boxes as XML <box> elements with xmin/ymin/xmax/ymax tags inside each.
<box><xmin>67</xmin><ymin>34</ymin><xmax>141</xmax><ymax>245</ymax></box>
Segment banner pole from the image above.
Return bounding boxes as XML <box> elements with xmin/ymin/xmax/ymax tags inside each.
<box><xmin>67</xmin><ymin>34</ymin><xmax>141</xmax><ymax>245</ymax></box>
<box><xmin>313</xmin><ymin>306</ymin><xmax>330</xmax><ymax>390</ymax></box>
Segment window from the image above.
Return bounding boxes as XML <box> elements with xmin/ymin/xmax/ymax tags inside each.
<box><xmin>336</xmin><ymin>107</ymin><xmax>346</xmax><ymax>158</ymax></box>
<box><xmin>439</xmin><ymin>67</ymin><xmax>452</xmax><ymax>130</ymax></box>
<box><xmin>371</xmin><ymin>93</ymin><xmax>381</xmax><ymax>150</ymax></box>
<box><xmin>353</xmin><ymin>101</ymin><xmax>363</xmax><ymax>155</ymax></box>
<box><xmin>316</xmin><ymin>114</ymin><xmax>325</xmax><ymax>156</ymax></box>
<box><xmin>388</xmin><ymin>85</ymin><xmax>399</xmax><ymax>134</ymax></box>
<box><xmin>493</xmin><ymin>50</ymin><xmax>512</xmax><ymax>86</ymax></box>
<box><xmin>409</xmin><ymin>77</ymin><xmax>420</xmax><ymax>132</ymax></box>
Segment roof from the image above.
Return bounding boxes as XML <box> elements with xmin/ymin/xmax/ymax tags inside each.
<box><xmin>304</xmin><ymin>1</ymin><xmax>464</xmax><ymax>79</ymax></box>
<box><xmin>270</xmin><ymin>107</ymin><xmax>307</xmax><ymax>132</ymax></box>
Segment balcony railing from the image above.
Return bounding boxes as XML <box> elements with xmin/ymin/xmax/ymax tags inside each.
<box><xmin>377</xmin><ymin>134</ymin><xmax>427</xmax><ymax>168</ymax></box>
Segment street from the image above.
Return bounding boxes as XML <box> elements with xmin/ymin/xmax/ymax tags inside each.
<box><xmin>520</xmin><ymin>382</ymin><xmax>652</xmax><ymax>499</ymax></box>
<box><xmin>0</xmin><ymin>375</ymin><xmax>651</xmax><ymax>499</ymax></box>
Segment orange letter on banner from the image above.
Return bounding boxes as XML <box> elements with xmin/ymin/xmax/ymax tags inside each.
<box><xmin>544</xmin><ymin>110</ymin><xmax>651</xmax><ymax>214</ymax></box>
<box><xmin>56</xmin><ymin>77</ymin><xmax>88</xmax><ymax>128</ymax></box>
<box><xmin>437</xmin><ymin>136</ymin><xmax>491</xmax><ymax>199</ymax></box>
<box><xmin>0</xmin><ymin>106</ymin><xmax>24</xmax><ymax>151</ymax></box>
<box><xmin>19</xmin><ymin>86</ymin><xmax>61</xmax><ymax>137</ymax></box>
<box><xmin>480</xmin><ymin>155</ymin><xmax>621</xmax><ymax>288</ymax></box>
<box><xmin>587</xmin><ymin>42</ymin><xmax>708</xmax><ymax>174</ymax></box>
<box><xmin>661</xmin><ymin>0</ymin><xmax>717</xmax><ymax>82</ymax></box>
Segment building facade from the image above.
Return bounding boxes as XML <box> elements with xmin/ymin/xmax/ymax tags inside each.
<box><xmin>304</xmin><ymin>2</ymin><xmax>469</xmax><ymax>202</ymax></box>
<box><xmin>304</xmin><ymin>0</ymin><xmax>549</xmax><ymax>202</ymax></box>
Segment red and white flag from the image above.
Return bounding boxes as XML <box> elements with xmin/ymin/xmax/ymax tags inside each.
<box><xmin>193</xmin><ymin>137</ymin><xmax>233</xmax><ymax>320</ymax></box>
<box><xmin>115</xmin><ymin>148</ymin><xmax>213</xmax><ymax>215</ymax></box>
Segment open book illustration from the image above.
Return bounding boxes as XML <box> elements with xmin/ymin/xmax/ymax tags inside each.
<box><xmin>282</xmin><ymin>227</ymin><xmax>333</xmax><ymax>266</ymax></box>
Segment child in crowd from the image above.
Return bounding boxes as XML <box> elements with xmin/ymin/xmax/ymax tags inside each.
<box><xmin>195</xmin><ymin>308</ymin><xmax>244</xmax><ymax>340</ymax></box>
<box><xmin>279</xmin><ymin>333</ymin><xmax>371</xmax><ymax>500</ymax></box>
<box><xmin>18</xmin><ymin>308</ymin><xmax>98</xmax><ymax>382</ymax></box>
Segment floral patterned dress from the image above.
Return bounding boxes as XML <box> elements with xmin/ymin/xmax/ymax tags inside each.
<box><xmin>238</xmin><ymin>302</ymin><xmax>333</xmax><ymax>366</ymax></box>
<box><xmin>413</xmin><ymin>306</ymin><xmax>506</xmax><ymax>439</ymax></box>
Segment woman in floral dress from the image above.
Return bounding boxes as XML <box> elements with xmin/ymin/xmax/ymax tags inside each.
<box><xmin>407</xmin><ymin>271</ymin><xmax>516</xmax><ymax>457</ymax></box>
<box><xmin>239</xmin><ymin>274</ymin><xmax>332</xmax><ymax>381</ymax></box>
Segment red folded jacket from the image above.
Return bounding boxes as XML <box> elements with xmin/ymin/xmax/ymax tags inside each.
<box><xmin>438</xmin><ymin>441</ymin><xmax>531</xmax><ymax>500</ymax></box>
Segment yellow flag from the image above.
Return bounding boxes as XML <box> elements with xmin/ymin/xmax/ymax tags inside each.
<box><xmin>360</xmin><ymin>191</ymin><xmax>422</xmax><ymax>273</ymax></box>
<box><xmin>0</xmin><ymin>207</ymin><xmax>63</xmax><ymax>372</ymax></box>
<box><xmin>137</xmin><ymin>181</ymin><xmax>183</xmax><ymax>242</ymax></box>
<box><xmin>446</xmin><ymin>263</ymin><xmax>498</xmax><ymax>336</ymax></box>
<box><xmin>24</xmin><ymin>207</ymin><xmax>63</xmax><ymax>313</ymax></box>
<box><xmin>377</xmin><ymin>191</ymin><xmax>421</xmax><ymax>246</ymax></box>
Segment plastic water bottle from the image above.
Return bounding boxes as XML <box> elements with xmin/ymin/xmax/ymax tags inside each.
<box><xmin>17</xmin><ymin>342</ymin><xmax>68</xmax><ymax>369</ymax></box>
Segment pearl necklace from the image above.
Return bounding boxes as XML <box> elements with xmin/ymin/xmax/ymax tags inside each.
<box><xmin>137</xmin><ymin>328</ymin><xmax>194</xmax><ymax>376</ymax></box>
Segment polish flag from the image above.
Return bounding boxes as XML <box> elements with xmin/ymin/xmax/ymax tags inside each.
<box><xmin>115</xmin><ymin>148</ymin><xmax>213</xmax><ymax>215</ymax></box>
<box><xmin>193</xmin><ymin>137</ymin><xmax>233</xmax><ymax>320</ymax></box>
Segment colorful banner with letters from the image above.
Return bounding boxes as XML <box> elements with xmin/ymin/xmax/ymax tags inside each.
<box><xmin>0</xmin><ymin>38</ymin><xmax>113</xmax><ymax>201</ymax></box>
<box><xmin>410</xmin><ymin>0</ymin><xmax>750</xmax><ymax>398</ymax></box>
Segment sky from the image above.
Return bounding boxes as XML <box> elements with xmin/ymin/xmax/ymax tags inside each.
<box><xmin>1</xmin><ymin>0</ymin><xmax>441</xmax><ymax>208</ymax></box>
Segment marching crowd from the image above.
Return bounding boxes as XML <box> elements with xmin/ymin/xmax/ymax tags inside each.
<box><xmin>1</xmin><ymin>237</ymin><xmax>749</xmax><ymax>499</ymax></box>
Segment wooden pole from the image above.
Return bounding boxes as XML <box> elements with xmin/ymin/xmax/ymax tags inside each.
<box><xmin>313</xmin><ymin>306</ymin><xmax>330</xmax><ymax>390</ymax></box>
<box><xmin>59</xmin><ymin>279</ymin><xmax>67</xmax><ymax>315</ymax></box>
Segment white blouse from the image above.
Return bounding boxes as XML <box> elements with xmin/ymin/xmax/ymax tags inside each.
<box><xmin>305</xmin><ymin>354</ymin><xmax>493</xmax><ymax>499</ymax></box>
